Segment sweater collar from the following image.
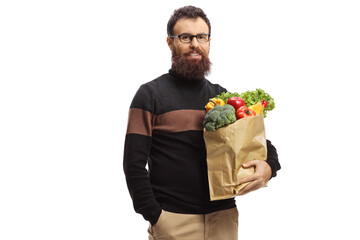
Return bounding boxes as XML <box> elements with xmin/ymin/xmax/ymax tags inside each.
<box><xmin>168</xmin><ymin>69</ymin><xmax>206</xmax><ymax>87</ymax></box>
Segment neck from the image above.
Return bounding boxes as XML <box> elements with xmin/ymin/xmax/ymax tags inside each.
<box><xmin>169</xmin><ymin>69</ymin><xmax>206</xmax><ymax>86</ymax></box>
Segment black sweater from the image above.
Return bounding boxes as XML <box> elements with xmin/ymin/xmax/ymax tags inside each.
<box><xmin>123</xmin><ymin>69</ymin><xmax>281</xmax><ymax>225</ymax></box>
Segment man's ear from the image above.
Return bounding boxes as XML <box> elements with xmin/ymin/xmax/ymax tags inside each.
<box><xmin>166</xmin><ymin>36</ymin><xmax>173</xmax><ymax>51</ymax></box>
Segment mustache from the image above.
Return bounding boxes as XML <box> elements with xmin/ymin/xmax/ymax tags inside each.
<box><xmin>184</xmin><ymin>47</ymin><xmax>205</xmax><ymax>56</ymax></box>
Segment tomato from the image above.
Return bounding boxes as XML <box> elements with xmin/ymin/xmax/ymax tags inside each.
<box><xmin>236</xmin><ymin>106</ymin><xmax>256</xmax><ymax>120</ymax></box>
<box><xmin>227</xmin><ymin>97</ymin><xmax>245</xmax><ymax>111</ymax></box>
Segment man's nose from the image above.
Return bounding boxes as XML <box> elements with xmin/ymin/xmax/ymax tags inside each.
<box><xmin>189</xmin><ymin>36</ymin><xmax>199</xmax><ymax>48</ymax></box>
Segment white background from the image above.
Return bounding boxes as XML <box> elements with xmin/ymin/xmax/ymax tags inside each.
<box><xmin>1</xmin><ymin>0</ymin><xmax>360</xmax><ymax>239</ymax></box>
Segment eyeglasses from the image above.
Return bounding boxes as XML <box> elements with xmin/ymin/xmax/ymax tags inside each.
<box><xmin>170</xmin><ymin>33</ymin><xmax>210</xmax><ymax>43</ymax></box>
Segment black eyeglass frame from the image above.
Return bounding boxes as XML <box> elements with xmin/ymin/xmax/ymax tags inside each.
<box><xmin>170</xmin><ymin>33</ymin><xmax>211</xmax><ymax>43</ymax></box>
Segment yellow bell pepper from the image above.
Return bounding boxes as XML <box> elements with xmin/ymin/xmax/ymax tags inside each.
<box><xmin>205</xmin><ymin>98</ymin><xmax>225</xmax><ymax>112</ymax></box>
<box><xmin>248</xmin><ymin>102</ymin><xmax>264</xmax><ymax>115</ymax></box>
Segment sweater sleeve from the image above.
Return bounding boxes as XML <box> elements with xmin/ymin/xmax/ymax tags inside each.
<box><xmin>123</xmin><ymin>84</ymin><xmax>162</xmax><ymax>226</ymax></box>
<box><xmin>266</xmin><ymin>139</ymin><xmax>281</xmax><ymax>178</ymax></box>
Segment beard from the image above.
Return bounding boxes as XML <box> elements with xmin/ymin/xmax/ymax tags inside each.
<box><xmin>171</xmin><ymin>46</ymin><xmax>211</xmax><ymax>80</ymax></box>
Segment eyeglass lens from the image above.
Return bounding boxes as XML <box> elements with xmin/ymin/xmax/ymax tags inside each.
<box><xmin>179</xmin><ymin>34</ymin><xmax>209</xmax><ymax>43</ymax></box>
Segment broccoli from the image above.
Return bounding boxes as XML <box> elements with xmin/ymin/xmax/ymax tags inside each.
<box><xmin>203</xmin><ymin>104</ymin><xmax>236</xmax><ymax>132</ymax></box>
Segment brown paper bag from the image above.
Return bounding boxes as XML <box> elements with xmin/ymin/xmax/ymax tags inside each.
<box><xmin>203</xmin><ymin>114</ymin><xmax>267</xmax><ymax>201</ymax></box>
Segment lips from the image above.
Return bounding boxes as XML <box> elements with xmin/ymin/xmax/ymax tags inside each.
<box><xmin>187</xmin><ymin>51</ymin><xmax>202</xmax><ymax>60</ymax></box>
<box><xmin>189</xmin><ymin>52</ymin><xmax>200</xmax><ymax>56</ymax></box>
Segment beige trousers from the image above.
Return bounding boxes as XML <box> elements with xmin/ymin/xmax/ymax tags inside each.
<box><xmin>148</xmin><ymin>207</ymin><xmax>238</xmax><ymax>240</ymax></box>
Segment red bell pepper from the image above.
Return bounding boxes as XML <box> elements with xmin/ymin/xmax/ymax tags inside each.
<box><xmin>261</xmin><ymin>100</ymin><xmax>268</xmax><ymax>108</ymax></box>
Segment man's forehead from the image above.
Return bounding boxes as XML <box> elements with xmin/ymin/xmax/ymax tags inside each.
<box><xmin>173</xmin><ymin>17</ymin><xmax>209</xmax><ymax>35</ymax></box>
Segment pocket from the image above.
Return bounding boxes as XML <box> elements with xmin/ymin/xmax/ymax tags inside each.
<box><xmin>149</xmin><ymin>211</ymin><xmax>164</xmax><ymax>239</ymax></box>
<box><xmin>151</xmin><ymin>210</ymin><xmax>171</xmax><ymax>239</ymax></box>
<box><xmin>152</xmin><ymin>210</ymin><xmax>165</xmax><ymax>230</ymax></box>
<box><xmin>234</xmin><ymin>207</ymin><xmax>239</xmax><ymax>224</ymax></box>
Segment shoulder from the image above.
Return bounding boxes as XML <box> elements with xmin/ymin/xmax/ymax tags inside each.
<box><xmin>130</xmin><ymin>73</ymin><xmax>169</xmax><ymax>111</ymax></box>
<box><xmin>137</xmin><ymin>73</ymin><xmax>170</xmax><ymax>94</ymax></box>
<box><xmin>204</xmin><ymin>78</ymin><xmax>227</xmax><ymax>95</ymax></box>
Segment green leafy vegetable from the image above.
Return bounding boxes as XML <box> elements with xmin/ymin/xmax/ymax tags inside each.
<box><xmin>216</xmin><ymin>88</ymin><xmax>275</xmax><ymax>118</ymax></box>
<box><xmin>215</xmin><ymin>92</ymin><xmax>242</xmax><ymax>104</ymax></box>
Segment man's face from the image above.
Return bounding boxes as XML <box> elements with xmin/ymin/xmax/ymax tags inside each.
<box><xmin>167</xmin><ymin>17</ymin><xmax>211</xmax><ymax>60</ymax></box>
<box><xmin>167</xmin><ymin>17</ymin><xmax>211</xmax><ymax>80</ymax></box>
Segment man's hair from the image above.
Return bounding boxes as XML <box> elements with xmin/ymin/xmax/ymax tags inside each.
<box><xmin>167</xmin><ymin>6</ymin><xmax>211</xmax><ymax>36</ymax></box>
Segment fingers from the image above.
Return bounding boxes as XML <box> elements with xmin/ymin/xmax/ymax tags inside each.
<box><xmin>237</xmin><ymin>160</ymin><xmax>259</xmax><ymax>185</ymax></box>
<box><xmin>237</xmin><ymin>173</ymin><xmax>259</xmax><ymax>196</ymax></box>
<box><xmin>237</xmin><ymin>174</ymin><xmax>256</xmax><ymax>186</ymax></box>
<box><xmin>236</xmin><ymin>160</ymin><xmax>271</xmax><ymax>196</ymax></box>
<box><xmin>242</xmin><ymin>160</ymin><xmax>259</xmax><ymax>168</ymax></box>
<box><xmin>237</xmin><ymin>180</ymin><xmax>261</xmax><ymax>196</ymax></box>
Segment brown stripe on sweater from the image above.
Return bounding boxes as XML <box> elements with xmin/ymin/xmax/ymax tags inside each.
<box><xmin>126</xmin><ymin>108</ymin><xmax>154</xmax><ymax>136</ymax></box>
<box><xmin>153</xmin><ymin>109</ymin><xmax>205</xmax><ymax>133</ymax></box>
<box><xmin>127</xmin><ymin>109</ymin><xmax>206</xmax><ymax>136</ymax></box>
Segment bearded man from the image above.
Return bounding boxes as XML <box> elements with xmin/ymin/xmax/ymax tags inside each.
<box><xmin>123</xmin><ymin>6</ymin><xmax>280</xmax><ymax>240</ymax></box>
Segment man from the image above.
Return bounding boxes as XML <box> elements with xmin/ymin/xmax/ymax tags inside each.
<box><xmin>123</xmin><ymin>6</ymin><xmax>280</xmax><ymax>240</ymax></box>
